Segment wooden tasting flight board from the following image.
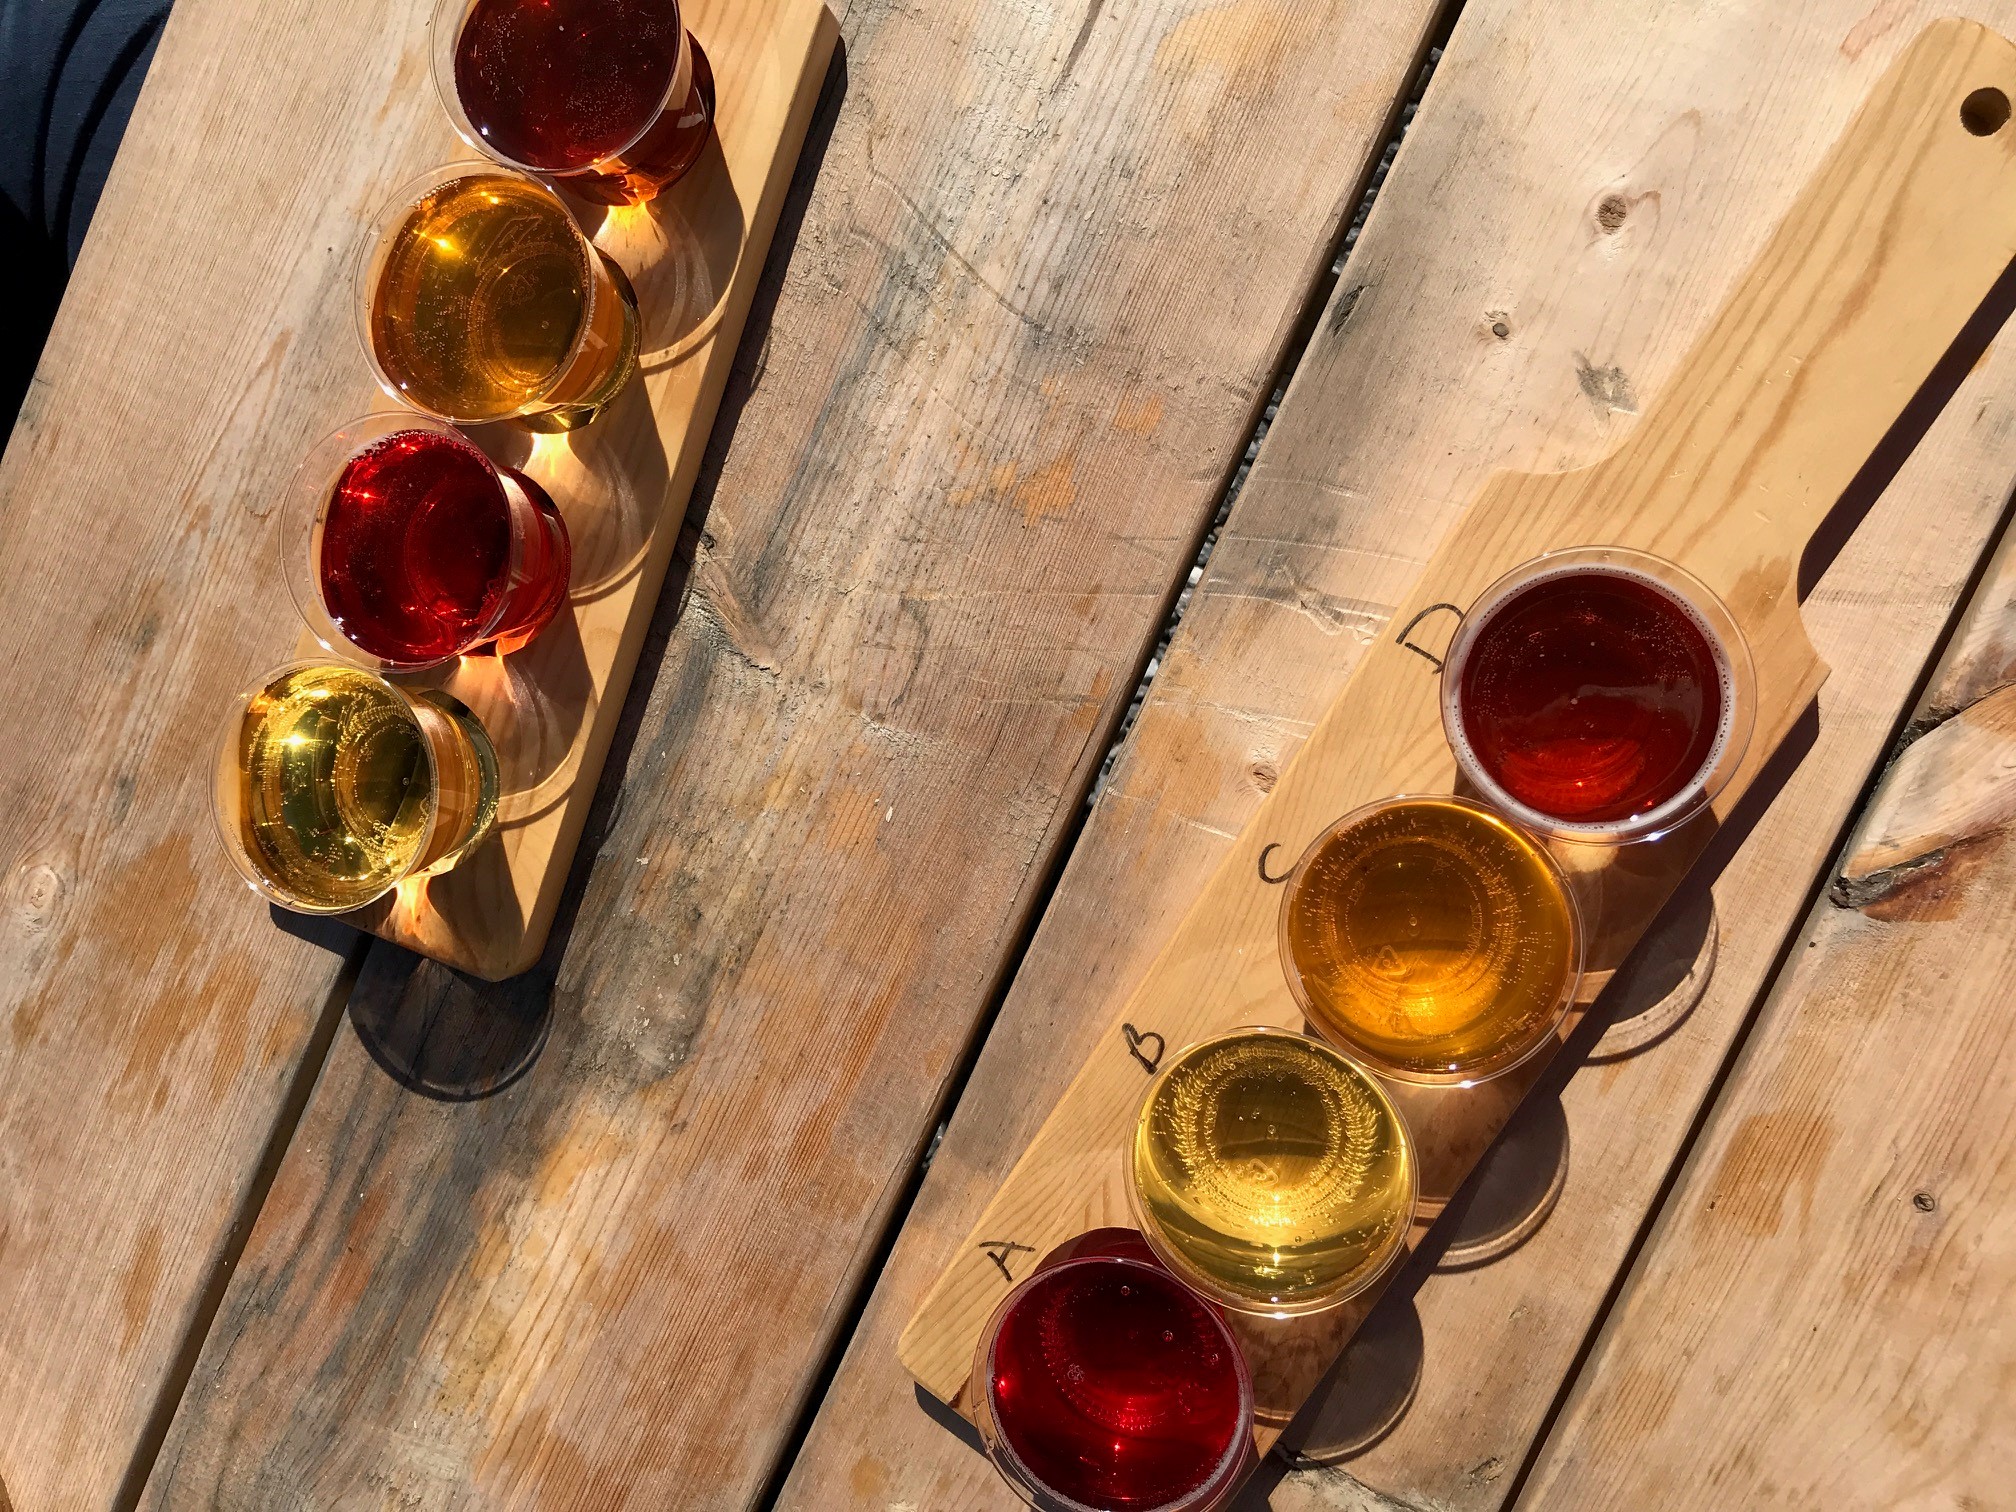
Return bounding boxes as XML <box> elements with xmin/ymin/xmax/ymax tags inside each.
<box><xmin>317</xmin><ymin>0</ymin><xmax>839</xmax><ymax>980</ymax></box>
<box><xmin>900</xmin><ymin>17</ymin><xmax>2016</xmax><ymax>1439</ymax></box>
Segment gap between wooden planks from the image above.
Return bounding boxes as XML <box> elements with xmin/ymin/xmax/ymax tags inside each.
<box><xmin>1515</xmin><ymin>451</ymin><xmax>2016</xmax><ymax>1511</ymax></box>
<box><xmin>122</xmin><ymin>0</ymin><xmax>1456</xmax><ymax>1504</ymax></box>
<box><xmin>773</xmin><ymin>3</ymin><xmax>2016</xmax><ymax>1507</ymax></box>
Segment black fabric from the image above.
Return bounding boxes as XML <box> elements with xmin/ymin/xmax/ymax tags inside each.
<box><xmin>2</xmin><ymin>0</ymin><xmax>172</xmax><ymax>433</ymax></box>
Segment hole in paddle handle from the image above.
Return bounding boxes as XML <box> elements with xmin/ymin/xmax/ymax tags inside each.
<box><xmin>1961</xmin><ymin>86</ymin><xmax>2010</xmax><ymax>136</ymax></box>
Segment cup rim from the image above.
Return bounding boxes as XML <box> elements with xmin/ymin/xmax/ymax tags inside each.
<box><xmin>211</xmin><ymin>660</ymin><xmax>444</xmax><ymax>915</ymax></box>
<box><xmin>1277</xmin><ymin>793</ymin><xmax>1585</xmax><ymax>1087</ymax></box>
<box><xmin>1126</xmin><ymin>1023</ymin><xmax>1419</xmax><ymax>1317</ymax></box>
<box><xmin>971</xmin><ymin>1250</ymin><xmax>1255</xmax><ymax>1512</ymax></box>
<box><xmin>1437</xmin><ymin>544</ymin><xmax>1758</xmax><ymax>845</ymax></box>
<box><xmin>353</xmin><ymin>160</ymin><xmax>610</xmax><ymax>424</ymax></box>
<box><xmin>428</xmin><ymin>0</ymin><xmax>692</xmax><ymax>178</ymax></box>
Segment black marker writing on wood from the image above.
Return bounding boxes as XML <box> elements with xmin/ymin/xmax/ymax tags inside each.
<box><xmin>1123</xmin><ymin>1023</ymin><xmax>1165</xmax><ymax>1074</ymax></box>
<box><xmin>978</xmin><ymin>1239</ymin><xmax>1036</xmax><ymax>1282</ymax></box>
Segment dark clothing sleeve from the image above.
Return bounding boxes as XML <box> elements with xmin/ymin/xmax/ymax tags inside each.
<box><xmin>2</xmin><ymin>0</ymin><xmax>172</xmax><ymax>432</ymax></box>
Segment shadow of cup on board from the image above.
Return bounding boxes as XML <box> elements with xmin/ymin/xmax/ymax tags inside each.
<box><xmin>1586</xmin><ymin>881</ymin><xmax>1717</xmax><ymax>1063</ymax></box>
<box><xmin>1264</xmin><ymin>1297</ymin><xmax>1426</xmax><ymax>1472</ymax></box>
<box><xmin>422</xmin><ymin>546</ymin><xmax>602</xmax><ymax>822</ymax></box>
<box><xmin>1432</xmin><ymin>1091</ymin><xmax>1570</xmax><ymax>1272</ymax></box>
<box><xmin>428</xmin><ymin>126</ymin><xmax>747</xmax><ymax>817</ymax></box>
<box><xmin>583</xmin><ymin>130</ymin><xmax>749</xmax><ymax>376</ymax></box>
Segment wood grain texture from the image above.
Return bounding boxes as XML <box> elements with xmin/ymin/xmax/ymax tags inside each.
<box><xmin>1517</xmin><ymin>429</ymin><xmax>2016</xmax><ymax>1512</ymax></box>
<box><xmin>898</xmin><ymin>11</ymin><xmax>2016</xmax><ymax>1426</ymax></box>
<box><xmin>773</xmin><ymin>5</ymin><xmax>2016</xmax><ymax>1508</ymax></box>
<box><xmin>0</xmin><ymin>0</ymin><xmax>829</xmax><ymax>1498</ymax></box>
<box><xmin>335</xmin><ymin>0</ymin><xmax>838</xmax><ymax>981</ymax></box>
<box><xmin>0</xmin><ymin>0</ymin><xmax>467</xmax><ymax>1504</ymax></box>
<box><xmin>132</xmin><ymin>0</ymin><xmax>1451</xmax><ymax>1502</ymax></box>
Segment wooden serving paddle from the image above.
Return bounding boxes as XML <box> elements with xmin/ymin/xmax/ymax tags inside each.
<box><xmin>899</xmin><ymin>14</ymin><xmax>2016</xmax><ymax>1444</ymax></box>
<box><xmin>326</xmin><ymin>0</ymin><xmax>839</xmax><ymax>980</ymax></box>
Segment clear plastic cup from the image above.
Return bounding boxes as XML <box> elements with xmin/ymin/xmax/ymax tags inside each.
<box><xmin>283</xmin><ymin>413</ymin><xmax>571</xmax><ymax>672</ymax></box>
<box><xmin>1279</xmin><ymin>795</ymin><xmax>1583</xmax><ymax>1086</ymax></box>
<box><xmin>1439</xmin><ymin>546</ymin><xmax>1756</xmax><ymax>845</ymax></box>
<box><xmin>970</xmin><ymin>1233</ymin><xmax>1255</xmax><ymax>1512</ymax></box>
<box><xmin>1128</xmin><ymin>1026</ymin><xmax>1417</xmax><ymax>1317</ymax></box>
<box><xmin>213</xmin><ymin>660</ymin><xmax>500</xmax><ymax>914</ymax></box>
<box><xmin>432</xmin><ymin>0</ymin><xmax>715</xmax><ymax>205</ymax></box>
<box><xmin>357</xmin><ymin>162</ymin><xmax>639</xmax><ymax>430</ymax></box>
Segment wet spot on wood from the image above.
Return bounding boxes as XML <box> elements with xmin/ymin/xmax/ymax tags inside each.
<box><xmin>481</xmin><ymin>1403</ymin><xmax>633</xmax><ymax>1511</ymax></box>
<box><xmin>1841</xmin><ymin>0</ymin><xmax>1912</xmax><ymax>59</ymax></box>
<box><xmin>850</xmin><ymin>1456</ymin><xmax>889</xmax><ymax>1497</ymax></box>
<box><xmin>1156</xmin><ymin>0</ymin><xmax>1298</xmax><ymax>100</ymax></box>
<box><xmin>1013</xmin><ymin>455</ymin><xmax>1079</xmax><ymax>526</ymax></box>
<box><xmin>325</xmin><ymin>1185</ymin><xmax>389</xmax><ymax>1314</ymax></box>
<box><xmin>1702</xmin><ymin>1110</ymin><xmax>1834</xmax><ymax>1238</ymax></box>
<box><xmin>946</xmin><ymin>454</ymin><xmax>1078</xmax><ymax>526</ymax></box>
<box><xmin>114</xmin><ymin>953</ymin><xmax>256</xmax><ymax>1115</ymax></box>
<box><xmin>1612</xmin><ymin>1361</ymin><xmax>1682</xmax><ymax>1438</ymax></box>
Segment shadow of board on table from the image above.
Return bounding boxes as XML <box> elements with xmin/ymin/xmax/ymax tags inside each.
<box><xmin>275</xmin><ymin>41</ymin><xmax>854</xmax><ymax>1102</ymax></box>
<box><xmin>1</xmin><ymin>0</ymin><xmax>173</xmax><ymax>436</ymax></box>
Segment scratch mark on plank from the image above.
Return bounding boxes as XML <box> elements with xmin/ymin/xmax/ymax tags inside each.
<box><xmin>866</xmin><ymin>165</ymin><xmax>1046</xmax><ymax>332</ymax></box>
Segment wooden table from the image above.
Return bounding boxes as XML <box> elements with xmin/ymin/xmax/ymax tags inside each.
<box><xmin>2</xmin><ymin>0</ymin><xmax>2013</xmax><ymax>1508</ymax></box>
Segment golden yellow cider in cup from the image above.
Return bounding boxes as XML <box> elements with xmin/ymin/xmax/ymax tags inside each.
<box><xmin>1132</xmin><ymin>1028</ymin><xmax>1415</xmax><ymax>1314</ymax></box>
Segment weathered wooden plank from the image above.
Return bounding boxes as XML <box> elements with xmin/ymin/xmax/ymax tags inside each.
<box><xmin>134</xmin><ymin>0</ymin><xmax>1451</xmax><ymax>1503</ymax></box>
<box><xmin>0</xmin><ymin>0</ymin><xmax>468</xmax><ymax>1504</ymax></box>
<box><xmin>771</xmin><ymin>3</ymin><xmax>2016</xmax><ymax>1506</ymax></box>
<box><xmin>0</xmin><ymin>0</ymin><xmax>830</xmax><ymax>1497</ymax></box>
<box><xmin>1515</xmin><ymin>443</ymin><xmax>2016</xmax><ymax>1512</ymax></box>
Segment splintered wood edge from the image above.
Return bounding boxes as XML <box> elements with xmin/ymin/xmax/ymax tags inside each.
<box><xmin>334</xmin><ymin>0</ymin><xmax>839</xmax><ymax>980</ymax></box>
<box><xmin>899</xmin><ymin>14</ymin><xmax>2016</xmax><ymax>1425</ymax></box>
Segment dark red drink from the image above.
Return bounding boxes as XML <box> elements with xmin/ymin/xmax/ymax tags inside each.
<box><xmin>318</xmin><ymin>430</ymin><xmax>569</xmax><ymax>666</ymax></box>
<box><xmin>980</xmin><ymin>1250</ymin><xmax>1251</xmax><ymax>1511</ymax></box>
<box><xmin>1455</xmin><ymin>569</ymin><xmax>1727</xmax><ymax>826</ymax></box>
<box><xmin>449</xmin><ymin>0</ymin><xmax>715</xmax><ymax>204</ymax></box>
